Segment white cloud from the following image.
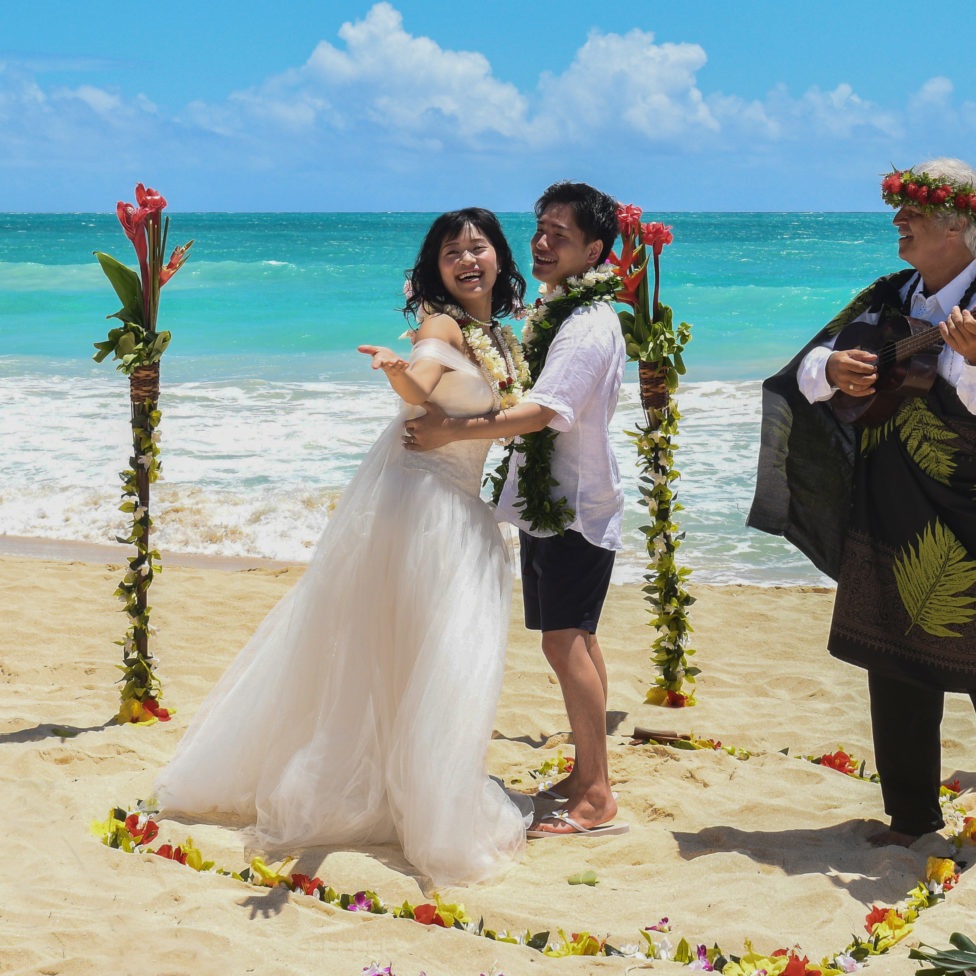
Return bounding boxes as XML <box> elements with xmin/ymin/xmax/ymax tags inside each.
<box><xmin>908</xmin><ymin>76</ymin><xmax>954</xmax><ymax>114</ymax></box>
<box><xmin>199</xmin><ymin>2</ymin><xmax>528</xmax><ymax>144</ymax></box>
<box><xmin>536</xmin><ymin>28</ymin><xmax>717</xmax><ymax>142</ymax></box>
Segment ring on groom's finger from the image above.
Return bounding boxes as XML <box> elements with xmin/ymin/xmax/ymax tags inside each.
<box><xmin>849</xmin><ymin>383</ymin><xmax>855</xmax><ymax>391</ymax></box>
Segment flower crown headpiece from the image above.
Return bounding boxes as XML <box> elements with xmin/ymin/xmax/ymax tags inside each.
<box><xmin>881</xmin><ymin>168</ymin><xmax>976</xmax><ymax>221</ymax></box>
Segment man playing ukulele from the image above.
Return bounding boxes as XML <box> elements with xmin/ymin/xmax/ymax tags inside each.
<box><xmin>750</xmin><ymin>157</ymin><xmax>976</xmax><ymax>847</ymax></box>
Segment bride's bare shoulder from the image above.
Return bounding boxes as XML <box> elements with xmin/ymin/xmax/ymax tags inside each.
<box><xmin>416</xmin><ymin>313</ymin><xmax>465</xmax><ymax>351</ymax></box>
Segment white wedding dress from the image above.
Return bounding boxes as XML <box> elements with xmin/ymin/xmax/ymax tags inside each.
<box><xmin>155</xmin><ymin>338</ymin><xmax>527</xmax><ymax>888</ymax></box>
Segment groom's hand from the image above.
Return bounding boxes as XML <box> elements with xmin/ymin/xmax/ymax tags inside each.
<box><xmin>404</xmin><ymin>401</ymin><xmax>454</xmax><ymax>451</ymax></box>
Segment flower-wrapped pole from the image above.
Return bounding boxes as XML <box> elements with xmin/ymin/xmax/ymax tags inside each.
<box><xmin>611</xmin><ymin>204</ymin><xmax>698</xmax><ymax>706</ymax></box>
<box><xmin>93</xmin><ymin>183</ymin><xmax>192</xmax><ymax>724</ymax></box>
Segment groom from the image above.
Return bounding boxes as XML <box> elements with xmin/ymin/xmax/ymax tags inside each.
<box><xmin>405</xmin><ymin>181</ymin><xmax>626</xmax><ymax>836</ymax></box>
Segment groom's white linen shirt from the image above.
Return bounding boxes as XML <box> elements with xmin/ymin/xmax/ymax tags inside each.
<box><xmin>797</xmin><ymin>259</ymin><xmax>976</xmax><ymax>414</ymax></box>
<box><xmin>497</xmin><ymin>301</ymin><xmax>625</xmax><ymax>551</ymax></box>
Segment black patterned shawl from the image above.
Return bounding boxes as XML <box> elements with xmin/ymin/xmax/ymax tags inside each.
<box><xmin>749</xmin><ymin>270</ymin><xmax>976</xmax><ymax>690</ymax></box>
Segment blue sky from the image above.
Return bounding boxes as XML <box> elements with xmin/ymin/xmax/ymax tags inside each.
<box><xmin>3</xmin><ymin>0</ymin><xmax>975</xmax><ymax>212</ymax></box>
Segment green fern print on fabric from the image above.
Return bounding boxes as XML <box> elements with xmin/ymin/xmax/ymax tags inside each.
<box><xmin>895</xmin><ymin>399</ymin><xmax>959</xmax><ymax>486</ymax></box>
<box><xmin>893</xmin><ymin>519</ymin><xmax>976</xmax><ymax>637</ymax></box>
<box><xmin>860</xmin><ymin>418</ymin><xmax>893</xmax><ymax>456</ymax></box>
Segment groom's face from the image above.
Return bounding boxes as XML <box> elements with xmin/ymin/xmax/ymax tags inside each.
<box><xmin>531</xmin><ymin>203</ymin><xmax>603</xmax><ymax>288</ymax></box>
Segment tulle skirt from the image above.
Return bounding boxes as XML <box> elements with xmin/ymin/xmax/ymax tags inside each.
<box><xmin>155</xmin><ymin>416</ymin><xmax>527</xmax><ymax>887</ymax></box>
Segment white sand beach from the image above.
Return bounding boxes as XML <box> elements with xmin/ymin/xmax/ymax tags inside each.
<box><xmin>1</xmin><ymin>549</ymin><xmax>973</xmax><ymax>976</ymax></box>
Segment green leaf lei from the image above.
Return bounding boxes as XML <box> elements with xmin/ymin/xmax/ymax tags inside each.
<box><xmin>487</xmin><ymin>265</ymin><xmax>620</xmax><ymax>534</ymax></box>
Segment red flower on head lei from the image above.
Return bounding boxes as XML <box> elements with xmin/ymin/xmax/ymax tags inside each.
<box><xmin>881</xmin><ymin>168</ymin><xmax>976</xmax><ymax>220</ymax></box>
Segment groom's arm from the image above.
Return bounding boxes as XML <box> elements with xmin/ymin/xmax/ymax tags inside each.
<box><xmin>404</xmin><ymin>401</ymin><xmax>556</xmax><ymax>452</ymax></box>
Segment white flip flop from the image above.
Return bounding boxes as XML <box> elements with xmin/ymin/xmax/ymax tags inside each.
<box><xmin>527</xmin><ymin>810</ymin><xmax>629</xmax><ymax>839</ymax></box>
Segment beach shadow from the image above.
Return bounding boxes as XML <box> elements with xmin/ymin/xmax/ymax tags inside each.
<box><xmin>491</xmin><ymin>730</ymin><xmax>551</xmax><ymax>747</ymax></box>
<box><xmin>671</xmin><ymin>820</ymin><xmax>952</xmax><ymax>906</ymax></box>
<box><xmin>492</xmin><ymin>710</ymin><xmax>629</xmax><ymax>747</ymax></box>
<box><xmin>239</xmin><ymin>884</ymin><xmax>291</xmax><ymax>919</ymax></box>
<box><xmin>606</xmin><ymin>710</ymin><xmax>628</xmax><ymax>734</ymax></box>
<box><xmin>945</xmin><ymin>768</ymin><xmax>976</xmax><ymax>791</ymax></box>
<box><xmin>0</xmin><ymin>720</ymin><xmax>116</xmax><ymax>744</ymax></box>
<box><xmin>284</xmin><ymin>845</ymin><xmax>430</xmax><ymax>892</ymax></box>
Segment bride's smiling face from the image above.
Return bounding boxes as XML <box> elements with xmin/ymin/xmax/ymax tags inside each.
<box><xmin>437</xmin><ymin>223</ymin><xmax>499</xmax><ymax>315</ymax></box>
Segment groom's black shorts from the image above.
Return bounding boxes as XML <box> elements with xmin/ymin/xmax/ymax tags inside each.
<box><xmin>518</xmin><ymin>529</ymin><xmax>615</xmax><ymax>633</ymax></box>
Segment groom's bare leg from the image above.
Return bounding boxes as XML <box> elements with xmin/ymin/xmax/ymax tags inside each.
<box><xmin>546</xmin><ymin>633</ymin><xmax>607</xmax><ymax>797</ymax></box>
<box><xmin>539</xmin><ymin>627</ymin><xmax>616</xmax><ymax>829</ymax></box>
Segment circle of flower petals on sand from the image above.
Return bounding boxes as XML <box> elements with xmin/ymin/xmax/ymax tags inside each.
<box><xmin>93</xmin><ymin>747</ymin><xmax>973</xmax><ymax>974</ymax></box>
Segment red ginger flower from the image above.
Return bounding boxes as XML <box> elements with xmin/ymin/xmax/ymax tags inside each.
<box><xmin>616</xmin><ymin>264</ymin><xmax>648</xmax><ymax>307</ymax></box>
<box><xmin>135</xmin><ymin>183</ymin><xmax>167</xmax><ymax>212</ymax></box>
<box><xmin>665</xmin><ymin>689</ymin><xmax>689</xmax><ymax>707</ymax></box>
<box><xmin>616</xmin><ymin>202</ymin><xmax>643</xmax><ymax>237</ymax></box>
<box><xmin>608</xmin><ymin>234</ymin><xmax>637</xmax><ymax>274</ymax></box>
<box><xmin>116</xmin><ymin>202</ymin><xmax>149</xmax><ymax>267</ymax></box>
<box><xmin>159</xmin><ymin>242</ymin><xmax>193</xmax><ymax>287</ymax></box>
<box><xmin>641</xmin><ymin>222</ymin><xmax>674</xmax><ymax>256</ymax></box>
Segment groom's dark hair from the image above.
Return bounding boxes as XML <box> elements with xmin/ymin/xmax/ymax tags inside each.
<box><xmin>535</xmin><ymin>181</ymin><xmax>618</xmax><ymax>264</ymax></box>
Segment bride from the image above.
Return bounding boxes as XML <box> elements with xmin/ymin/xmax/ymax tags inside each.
<box><xmin>154</xmin><ymin>208</ymin><xmax>531</xmax><ymax>888</ymax></box>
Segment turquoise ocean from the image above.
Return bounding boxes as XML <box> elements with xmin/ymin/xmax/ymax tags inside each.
<box><xmin>0</xmin><ymin>212</ymin><xmax>899</xmax><ymax>585</ymax></box>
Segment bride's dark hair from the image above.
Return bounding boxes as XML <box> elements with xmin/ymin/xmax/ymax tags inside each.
<box><xmin>403</xmin><ymin>208</ymin><xmax>525</xmax><ymax>321</ymax></box>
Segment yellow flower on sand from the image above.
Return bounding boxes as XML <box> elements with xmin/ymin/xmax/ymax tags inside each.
<box><xmin>720</xmin><ymin>946</ymin><xmax>791</xmax><ymax>975</ymax></box>
<box><xmin>115</xmin><ymin>698</ymin><xmax>156</xmax><ymax>725</ymax></box>
<box><xmin>432</xmin><ymin>894</ymin><xmax>472</xmax><ymax>928</ymax></box>
<box><xmin>925</xmin><ymin>856</ymin><xmax>957</xmax><ymax>885</ymax></box>
<box><xmin>867</xmin><ymin>908</ymin><xmax>911</xmax><ymax>952</ymax></box>
<box><xmin>249</xmin><ymin>856</ymin><xmax>295</xmax><ymax>886</ymax></box>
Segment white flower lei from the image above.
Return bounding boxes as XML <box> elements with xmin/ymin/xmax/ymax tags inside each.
<box><xmin>442</xmin><ymin>304</ymin><xmax>530</xmax><ymax>410</ymax></box>
<box><xmin>520</xmin><ymin>262</ymin><xmax>618</xmax><ymax>352</ymax></box>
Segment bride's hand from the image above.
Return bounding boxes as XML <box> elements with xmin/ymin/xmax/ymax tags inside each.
<box><xmin>404</xmin><ymin>401</ymin><xmax>452</xmax><ymax>451</ymax></box>
<box><xmin>358</xmin><ymin>344</ymin><xmax>408</xmax><ymax>373</ymax></box>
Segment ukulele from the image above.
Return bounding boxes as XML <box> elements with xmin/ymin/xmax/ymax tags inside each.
<box><xmin>829</xmin><ymin>314</ymin><xmax>943</xmax><ymax>427</ymax></box>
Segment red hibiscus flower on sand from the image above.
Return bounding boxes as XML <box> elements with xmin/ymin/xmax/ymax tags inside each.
<box><xmin>819</xmin><ymin>749</ymin><xmax>857</xmax><ymax>775</ymax></box>
<box><xmin>154</xmin><ymin>844</ymin><xmax>188</xmax><ymax>864</ymax></box>
<box><xmin>124</xmin><ymin>813</ymin><xmax>159</xmax><ymax>846</ymax></box>
<box><xmin>291</xmin><ymin>874</ymin><xmax>324</xmax><ymax>895</ymax></box>
<box><xmin>772</xmin><ymin>949</ymin><xmax>821</xmax><ymax>975</ymax></box>
<box><xmin>413</xmin><ymin>904</ymin><xmax>447</xmax><ymax>926</ymax></box>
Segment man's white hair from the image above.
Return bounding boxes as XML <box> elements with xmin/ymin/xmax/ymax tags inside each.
<box><xmin>915</xmin><ymin>157</ymin><xmax>976</xmax><ymax>257</ymax></box>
